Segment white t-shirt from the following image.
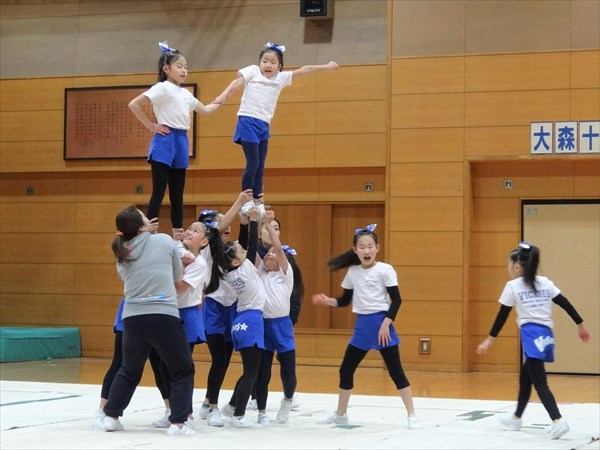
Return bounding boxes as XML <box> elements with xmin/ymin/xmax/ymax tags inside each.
<box><xmin>201</xmin><ymin>246</ymin><xmax>237</xmax><ymax>307</ymax></box>
<box><xmin>259</xmin><ymin>263</ymin><xmax>293</xmax><ymax>319</ymax></box>
<box><xmin>341</xmin><ymin>262</ymin><xmax>398</xmax><ymax>314</ymax></box>
<box><xmin>498</xmin><ymin>276</ymin><xmax>561</xmax><ymax>328</ymax></box>
<box><xmin>177</xmin><ymin>253</ymin><xmax>208</xmax><ymax>308</ymax></box>
<box><xmin>144</xmin><ymin>80</ymin><xmax>199</xmax><ymax>130</ymax></box>
<box><xmin>237</xmin><ymin>65</ymin><xmax>293</xmax><ymax>124</ymax></box>
<box><xmin>224</xmin><ymin>259</ymin><xmax>266</xmax><ymax>312</ymax></box>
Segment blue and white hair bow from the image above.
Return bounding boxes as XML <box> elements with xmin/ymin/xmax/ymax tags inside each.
<box><xmin>159</xmin><ymin>41</ymin><xmax>177</xmax><ymax>53</ymax></box>
<box><xmin>200</xmin><ymin>209</ymin><xmax>218</xmax><ymax>217</ymax></box>
<box><xmin>265</xmin><ymin>42</ymin><xmax>286</xmax><ymax>53</ymax></box>
<box><xmin>355</xmin><ymin>223</ymin><xmax>377</xmax><ymax>235</ymax></box>
<box><xmin>205</xmin><ymin>220</ymin><xmax>218</xmax><ymax>229</ymax></box>
<box><xmin>281</xmin><ymin>244</ymin><xmax>297</xmax><ymax>256</ymax></box>
<box><xmin>518</xmin><ymin>241</ymin><xmax>531</xmax><ymax>250</ymax></box>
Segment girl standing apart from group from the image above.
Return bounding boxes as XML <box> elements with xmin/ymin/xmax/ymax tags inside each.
<box><xmin>214</xmin><ymin>42</ymin><xmax>338</xmax><ymax>216</ymax></box>
<box><xmin>101</xmin><ymin>206</ymin><xmax>196</xmax><ymax>436</ymax></box>
<box><xmin>129</xmin><ymin>41</ymin><xmax>222</xmax><ymax>240</ymax></box>
<box><xmin>477</xmin><ymin>242</ymin><xmax>591</xmax><ymax>440</ymax></box>
<box><xmin>312</xmin><ymin>224</ymin><xmax>421</xmax><ymax>430</ymax></box>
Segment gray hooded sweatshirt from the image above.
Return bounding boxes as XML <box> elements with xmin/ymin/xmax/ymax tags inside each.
<box><xmin>117</xmin><ymin>231</ymin><xmax>183</xmax><ymax>320</ymax></box>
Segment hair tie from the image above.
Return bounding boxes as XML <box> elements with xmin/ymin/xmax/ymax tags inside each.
<box><xmin>518</xmin><ymin>241</ymin><xmax>532</xmax><ymax>250</ymax></box>
<box><xmin>158</xmin><ymin>41</ymin><xmax>177</xmax><ymax>53</ymax></box>
<box><xmin>115</xmin><ymin>231</ymin><xmax>124</xmax><ymax>237</ymax></box>
<box><xmin>355</xmin><ymin>223</ymin><xmax>377</xmax><ymax>235</ymax></box>
<box><xmin>264</xmin><ymin>42</ymin><xmax>286</xmax><ymax>54</ymax></box>
<box><xmin>281</xmin><ymin>244</ymin><xmax>297</xmax><ymax>256</ymax></box>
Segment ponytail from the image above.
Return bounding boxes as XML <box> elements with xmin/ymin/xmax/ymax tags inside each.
<box><xmin>509</xmin><ymin>242</ymin><xmax>540</xmax><ymax>290</ymax></box>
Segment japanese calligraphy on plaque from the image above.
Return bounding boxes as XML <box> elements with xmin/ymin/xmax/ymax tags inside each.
<box><xmin>64</xmin><ymin>84</ymin><xmax>197</xmax><ymax>160</ymax></box>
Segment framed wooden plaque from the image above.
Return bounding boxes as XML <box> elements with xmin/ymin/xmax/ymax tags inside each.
<box><xmin>63</xmin><ymin>84</ymin><xmax>197</xmax><ymax>160</ymax></box>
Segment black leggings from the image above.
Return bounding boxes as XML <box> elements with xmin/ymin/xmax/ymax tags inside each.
<box><xmin>229</xmin><ymin>345</ymin><xmax>262</xmax><ymax>417</ymax></box>
<box><xmin>256</xmin><ymin>349</ymin><xmax>297</xmax><ymax>410</ymax></box>
<box><xmin>101</xmin><ymin>332</ymin><xmax>169</xmax><ymax>401</ymax></box>
<box><xmin>515</xmin><ymin>357</ymin><xmax>561</xmax><ymax>420</ymax></box>
<box><xmin>205</xmin><ymin>334</ymin><xmax>234</xmax><ymax>404</ymax></box>
<box><xmin>147</xmin><ymin>161</ymin><xmax>186</xmax><ymax>229</ymax></box>
<box><xmin>339</xmin><ymin>344</ymin><xmax>410</xmax><ymax>391</ymax></box>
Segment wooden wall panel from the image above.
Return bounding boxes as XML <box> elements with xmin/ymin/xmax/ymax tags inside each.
<box><xmin>389</xmin><ymin>197</ymin><xmax>463</xmax><ymax>231</ymax></box>
<box><xmin>391</xmin><ymin>93</ymin><xmax>464</xmax><ymax>128</ymax></box>
<box><xmin>471</xmin><ymin>197</ymin><xmax>519</xmax><ymax>232</ymax></box>
<box><xmin>316</xmin><ymin>168</ymin><xmax>385</xmax><ymax>202</ymax></box>
<box><xmin>0</xmin><ymin>263</ymin><xmax>74</xmax><ymax>294</ymax></box>
<box><xmin>465</xmin><ymin>52</ymin><xmax>570</xmax><ymax>92</ymax></box>
<box><xmin>266</xmin><ymin>135</ymin><xmax>316</xmax><ymax>168</ymax></box>
<box><xmin>0</xmin><ymin>172</ymin><xmax>75</xmax><ymax>200</ymax></box>
<box><xmin>401</xmin><ymin>336</ymin><xmax>462</xmax><ymax>365</ymax></box>
<box><xmin>195</xmin><ymin>137</ymin><xmax>245</xmax><ymax>169</ymax></box>
<box><xmin>465</xmin><ymin>90</ymin><xmax>570</xmax><ymax>127</ymax></box>
<box><xmin>73</xmin><ymin>295</ymin><xmax>122</xmax><ymax>327</ymax></box>
<box><xmin>390</xmin><ymin>162</ymin><xmax>463</xmax><ymax>197</ymax></box>
<box><xmin>470</xmin><ymin>232</ymin><xmax>518</xmax><ymax>267</ymax></box>
<box><xmin>0</xmin><ymin>233</ymin><xmax>74</xmax><ymax>264</ymax></box>
<box><xmin>316</xmin><ymin>65</ymin><xmax>387</xmax><ymax>101</ymax></box>
<box><xmin>574</xmin><ymin>159</ymin><xmax>600</xmax><ymax>197</ymax></box>
<box><xmin>471</xmin><ymin>301</ymin><xmax>518</xmax><ymax>337</ymax></box>
<box><xmin>0</xmin><ymin>141</ymin><xmax>68</xmax><ymax>173</ymax></box>
<box><xmin>470</xmin><ymin>336</ymin><xmax>520</xmax><ymax>370</ymax></box>
<box><xmin>73</xmin><ymin>263</ymin><xmax>122</xmax><ymax>295</ymax></box>
<box><xmin>0</xmin><ymin>202</ymin><xmax>75</xmax><ymax>232</ymax></box>
<box><xmin>316</xmin><ymin>100</ymin><xmax>387</xmax><ymax>135</ymax></box>
<box><xmin>571</xmin><ymin>88</ymin><xmax>600</xmax><ymax>119</ymax></box>
<box><xmin>271</xmin><ymin>103</ymin><xmax>316</xmax><ymax>135</ymax></box>
<box><xmin>469</xmin><ymin>267</ymin><xmax>510</xmax><ymax>302</ymax></box>
<box><xmin>0</xmin><ymin>110</ymin><xmax>64</xmax><ymax>142</ymax></box>
<box><xmin>389</xmin><ymin>231</ymin><xmax>463</xmax><ymax>267</ymax></box>
<box><xmin>74</xmin><ymin>233</ymin><xmax>117</xmax><ymax>264</ymax></box>
<box><xmin>0</xmin><ymin>78</ymin><xmax>73</xmax><ymax>111</ymax></box>
<box><xmin>315</xmin><ymin>133</ymin><xmax>386</xmax><ymax>167</ymax></box>
<box><xmin>464</xmin><ymin>126</ymin><xmax>530</xmax><ymax>158</ymax></box>
<box><xmin>392</xmin><ymin>57</ymin><xmax>465</xmax><ymax>94</ymax></box>
<box><xmin>396</xmin><ymin>301</ymin><xmax>462</xmax><ymax>336</ymax></box>
<box><xmin>398</xmin><ymin>266</ymin><xmax>463</xmax><ymax>302</ymax></box>
<box><xmin>391</xmin><ymin>128</ymin><xmax>464</xmax><ymax>163</ymax></box>
<box><xmin>0</xmin><ymin>293</ymin><xmax>74</xmax><ymax>325</ymax></box>
<box><xmin>570</xmin><ymin>51</ymin><xmax>600</xmax><ymax>88</ymax></box>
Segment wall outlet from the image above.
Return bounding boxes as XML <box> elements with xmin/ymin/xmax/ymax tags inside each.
<box><xmin>364</xmin><ymin>182</ymin><xmax>373</xmax><ymax>192</ymax></box>
<box><xmin>419</xmin><ymin>337</ymin><xmax>431</xmax><ymax>355</ymax></box>
<box><xmin>135</xmin><ymin>185</ymin><xmax>143</xmax><ymax>194</ymax></box>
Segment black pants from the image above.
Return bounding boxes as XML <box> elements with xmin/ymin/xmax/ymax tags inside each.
<box><xmin>101</xmin><ymin>332</ymin><xmax>169</xmax><ymax>401</ymax></box>
<box><xmin>229</xmin><ymin>345</ymin><xmax>262</xmax><ymax>417</ymax></box>
<box><xmin>103</xmin><ymin>314</ymin><xmax>195</xmax><ymax>424</ymax></box>
<box><xmin>339</xmin><ymin>344</ymin><xmax>410</xmax><ymax>390</ymax></box>
<box><xmin>256</xmin><ymin>349</ymin><xmax>297</xmax><ymax>410</ymax></box>
<box><xmin>515</xmin><ymin>357</ymin><xmax>561</xmax><ymax>420</ymax></box>
<box><xmin>205</xmin><ymin>334</ymin><xmax>234</xmax><ymax>404</ymax></box>
<box><xmin>147</xmin><ymin>161</ymin><xmax>186</xmax><ymax>229</ymax></box>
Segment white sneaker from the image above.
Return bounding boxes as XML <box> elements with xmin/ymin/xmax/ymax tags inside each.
<box><xmin>152</xmin><ymin>408</ymin><xmax>171</xmax><ymax>428</ymax></box>
<box><xmin>499</xmin><ymin>414</ymin><xmax>522</xmax><ymax>431</ymax></box>
<box><xmin>221</xmin><ymin>403</ymin><xmax>235</xmax><ymax>418</ymax></box>
<box><xmin>277</xmin><ymin>398</ymin><xmax>293</xmax><ymax>423</ymax></box>
<box><xmin>240</xmin><ymin>200</ymin><xmax>255</xmax><ymax>216</ymax></box>
<box><xmin>207</xmin><ymin>409</ymin><xmax>225</xmax><ymax>427</ymax></box>
<box><xmin>407</xmin><ymin>413</ymin><xmax>422</xmax><ymax>429</ymax></box>
<box><xmin>166</xmin><ymin>422</ymin><xmax>197</xmax><ymax>436</ymax></box>
<box><xmin>92</xmin><ymin>409</ymin><xmax>106</xmax><ymax>429</ymax></box>
<box><xmin>232</xmin><ymin>415</ymin><xmax>263</xmax><ymax>429</ymax></box>
<box><xmin>291</xmin><ymin>395</ymin><xmax>300</xmax><ymax>411</ymax></box>
<box><xmin>547</xmin><ymin>418</ymin><xmax>569</xmax><ymax>439</ymax></box>
<box><xmin>198</xmin><ymin>403</ymin><xmax>210</xmax><ymax>420</ymax></box>
<box><xmin>258</xmin><ymin>413</ymin><xmax>270</xmax><ymax>426</ymax></box>
<box><xmin>317</xmin><ymin>411</ymin><xmax>348</xmax><ymax>425</ymax></box>
<box><xmin>102</xmin><ymin>416</ymin><xmax>124</xmax><ymax>432</ymax></box>
<box><xmin>255</xmin><ymin>203</ymin><xmax>266</xmax><ymax>221</ymax></box>
<box><xmin>247</xmin><ymin>398</ymin><xmax>258</xmax><ymax>410</ymax></box>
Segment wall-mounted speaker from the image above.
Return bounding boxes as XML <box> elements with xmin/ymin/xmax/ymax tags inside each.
<box><xmin>300</xmin><ymin>0</ymin><xmax>333</xmax><ymax>19</ymax></box>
